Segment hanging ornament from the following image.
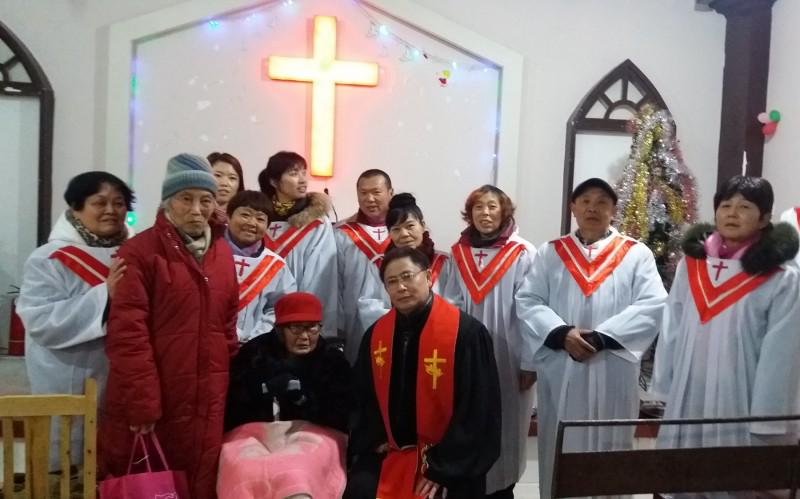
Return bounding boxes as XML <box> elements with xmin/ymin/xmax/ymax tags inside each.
<box><xmin>437</xmin><ymin>69</ymin><xmax>450</xmax><ymax>86</ymax></box>
<box><xmin>758</xmin><ymin>109</ymin><xmax>781</xmax><ymax>137</ymax></box>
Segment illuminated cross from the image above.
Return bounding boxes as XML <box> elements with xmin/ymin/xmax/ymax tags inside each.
<box><xmin>373</xmin><ymin>340</ymin><xmax>388</xmax><ymax>378</ymax></box>
<box><xmin>269</xmin><ymin>224</ymin><xmax>281</xmax><ymax>239</ymax></box>
<box><xmin>373</xmin><ymin>227</ymin><xmax>385</xmax><ymax>241</ymax></box>
<box><xmin>712</xmin><ymin>260</ymin><xmax>728</xmax><ymax>280</ymax></box>
<box><xmin>474</xmin><ymin>250</ymin><xmax>489</xmax><ymax>268</ymax></box>
<box><xmin>266</xmin><ymin>16</ymin><xmax>379</xmax><ymax>177</ymax></box>
<box><xmin>423</xmin><ymin>349</ymin><xmax>447</xmax><ymax>390</ymax></box>
<box><xmin>234</xmin><ymin>259</ymin><xmax>250</xmax><ymax>277</ymax></box>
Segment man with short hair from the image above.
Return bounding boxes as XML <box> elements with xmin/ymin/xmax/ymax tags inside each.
<box><xmin>345</xmin><ymin>247</ymin><xmax>501</xmax><ymax>499</ymax></box>
<box><xmin>516</xmin><ymin>178</ymin><xmax>667</xmax><ymax>499</ymax></box>
<box><xmin>336</xmin><ymin>169</ymin><xmax>394</xmax><ymax>362</ymax></box>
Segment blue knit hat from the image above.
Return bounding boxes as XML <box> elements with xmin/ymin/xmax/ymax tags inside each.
<box><xmin>161</xmin><ymin>153</ymin><xmax>218</xmax><ymax>200</ymax></box>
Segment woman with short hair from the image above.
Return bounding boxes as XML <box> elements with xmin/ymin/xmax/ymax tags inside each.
<box><xmin>443</xmin><ymin>184</ymin><xmax>536</xmax><ymax>498</ymax></box>
<box><xmin>17</xmin><ymin>171</ymin><xmax>133</xmax><ymax>467</ymax></box>
<box><xmin>219</xmin><ymin>292</ymin><xmax>352</xmax><ymax>499</ymax></box>
<box><xmin>224</xmin><ymin>190</ymin><xmax>296</xmax><ymax>343</ymax></box>
<box><xmin>655</xmin><ymin>175</ymin><xmax>800</xmax><ymax>452</ymax></box>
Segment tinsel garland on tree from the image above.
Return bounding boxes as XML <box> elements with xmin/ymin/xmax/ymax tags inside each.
<box><xmin>614</xmin><ymin>105</ymin><xmax>698</xmax><ymax>289</ymax></box>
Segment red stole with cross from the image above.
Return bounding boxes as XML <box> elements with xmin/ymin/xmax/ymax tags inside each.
<box><xmin>264</xmin><ymin>220</ymin><xmax>322</xmax><ymax>258</ymax></box>
<box><xmin>370</xmin><ymin>295</ymin><xmax>459</xmax><ymax>499</ymax></box>
<box><xmin>49</xmin><ymin>246</ymin><xmax>109</xmax><ymax>287</ymax></box>
<box><xmin>552</xmin><ymin>234</ymin><xmax>636</xmax><ymax>297</ymax></box>
<box><xmin>685</xmin><ymin>256</ymin><xmax>780</xmax><ymax>324</ymax></box>
<box><xmin>451</xmin><ymin>241</ymin><xmax>525</xmax><ymax>304</ymax></box>
<box><xmin>235</xmin><ymin>254</ymin><xmax>286</xmax><ymax>311</ymax></box>
<box><xmin>339</xmin><ymin>222</ymin><xmax>390</xmax><ymax>268</ymax></box>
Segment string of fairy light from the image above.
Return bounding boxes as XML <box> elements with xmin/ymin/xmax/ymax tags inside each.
<box><xmin>125</xmin><ymin>0</ymin><xmax>497</xmax><ymax>226</ymax></box>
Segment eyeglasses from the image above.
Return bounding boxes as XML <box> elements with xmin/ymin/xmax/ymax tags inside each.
<box><xmin>284</xmin><ymin>323</ymin><xmax>322</xmax><ymax>337</ymax></box>
<box><xmin>384</xmin><ymin>269</ymin><xmax>426</xmax><ymax>288</ymax></box>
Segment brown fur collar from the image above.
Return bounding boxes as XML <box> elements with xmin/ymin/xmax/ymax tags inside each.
<box><xmin>682</xmin><ymin>222</ymin><xmax>799</xmax><ymax>275</ymax></box>
<box><xmin>287</xmin><ymin>191</ymin><xmax>331</xmax><ymax>228</ymax></box>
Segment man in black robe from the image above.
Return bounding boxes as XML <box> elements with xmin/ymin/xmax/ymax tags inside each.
<box><xmin>345</xmin><ymin>246</ymin><xmax>501</xmax><ymax>499</ymax></box>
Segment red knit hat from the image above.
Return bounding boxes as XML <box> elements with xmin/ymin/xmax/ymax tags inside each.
<box><xmin>275</xmin><ymin>292</ymin><xmax>322</xmax><ymax>325</ymax></box>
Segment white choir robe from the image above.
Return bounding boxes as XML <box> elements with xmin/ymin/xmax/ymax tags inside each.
<box><xmin>653</xmin><ymin>256</ymin><xmax>800</xmax><ymax>451</ymax></box>
<box><xmin>779</xmin><ymin>207</ymin><xmax>800</xmax><ymax>267</ymax></box>
<box><xmin>232</xmin><ymin>248</ymin><xmax>296</xmax><ymax>343</ymax></box>
<box><xmin>17</xmin><ymin>212</ymin><xmax>129</xmax><ymax>467</ymax></box>
<box><xmin>265</xmin><ymin>216</ymin><xmax>338</xmax><ymax>337</ymax></box>
<box><xmin>516</xmin><ymin>229</ymin><xmax>667</xmax><ymax>499</ymax></box>
<box><xmin>442</xmin><ymin>232</ymin><xmax>536</xmax><ymax>494</ymax></box>
<box><xmin>355</xmin><ymin>250</ymin><xmax>452</xmax><ymax>347</ymax></box>
<box><xmin>334</xmin><ymin>222</ymin><xmax>389</xmax><ymax>359</ymax></box>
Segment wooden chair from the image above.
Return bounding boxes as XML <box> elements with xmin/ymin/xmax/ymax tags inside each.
<box><xmin>0</xmin><ymin>378</ymin><xmax>97</xmax><ymax>499</ymax></box>
<box><xmin>551</xmin><ymin>414</ymin><xmax>800</xmax><ymax>498</ymax></box>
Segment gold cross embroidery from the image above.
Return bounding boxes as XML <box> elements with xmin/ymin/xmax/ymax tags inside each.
<box><xmin>373</xmin><ymin>341</ymin><xmax>387</xmax><ymax>377</ymax></box>
<box><xmin>423</xmin><ymin>349</ymin><xmax>447</xmax><ymax>390</ymax></box>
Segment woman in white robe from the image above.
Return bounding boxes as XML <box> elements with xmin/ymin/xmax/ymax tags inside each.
<box><xmin>258</xmin><ymin>151</ymin><xmax>338</xmax><ymax>336</ymax></box>
<box><xmin>223</xmin><ymin>190</ymin><xmax>296</xmax><ymax>343</ymax></box>
<box><xmin>654</xmin><ymin>176</ymin><xmax>800</xmax><ymax>457</ymax></box>
<box><xmin>442</xmin><ymin>185</ymin><xmax>536</xmax><ymax>497</ymax></box>
<box><xmin>17</xmin><ymin>171</ymin><xmax>133</xmax><ymax>467</ymax></box>
<box><xmin>355</xmin><ymin>193</ymin><xmax>451</xmax><ymax>350</ymax></box>
<box><xmin>516</xmin><ymin>178</ymin><xmax>667</xmax><ymax>499</ymax></box>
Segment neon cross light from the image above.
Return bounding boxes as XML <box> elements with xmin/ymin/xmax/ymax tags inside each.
<box><xmin>266</xmin><ymin>16</ymin><xmax>379</xmax><ymax>177</ymax></box>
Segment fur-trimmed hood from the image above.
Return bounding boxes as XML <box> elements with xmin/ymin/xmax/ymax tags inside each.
<box><xmin>682</xmin><ymin>222</ymin><xmax>799</xmax><ymax>275</ymax></box>
<box><xmin>287</xmin><ymin>191</ymin><xmax>331</xmax><ymax>228</ymax></box>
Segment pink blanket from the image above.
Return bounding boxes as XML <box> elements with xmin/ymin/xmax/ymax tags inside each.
<box><xmin>217</xmin><ymin>421</ymin><xmax>347</xmax><ymax>499</ymax></box>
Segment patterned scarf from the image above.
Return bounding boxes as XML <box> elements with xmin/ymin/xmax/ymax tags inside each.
<box><xmin>66</xmin><ymin>209</ymin><xmax>127</xmax><ymax>248</ymax></box>
<box><xmin>164</xmin><ymin>210</ymin><xmax>211</xmax><ymax>261</ymax></box>
<box><xmin>272</xmin><ymin>198</ymin><xmax>296</xmax><ymax>218</ymax></box>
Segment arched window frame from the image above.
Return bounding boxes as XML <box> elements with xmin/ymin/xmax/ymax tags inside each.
<box><xmin>562</xmin><ymin>59</ymin><xmax>668</xmax><ymax>234</ymax></box>
<box><xmin>0</xmin><ymin>20</ymin><xmax>55</xmax><ymax>245</ymax></box>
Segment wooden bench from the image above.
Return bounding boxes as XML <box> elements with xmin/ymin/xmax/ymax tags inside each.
<box><xmin>0</xmin><ymin>378</ymin><xmax>97</xmax><ymax>499</ymax></box>
<box><xmin>552</xmin><ymin>415</ymin><xmax>800</xmax><ymax>498</ymax></box>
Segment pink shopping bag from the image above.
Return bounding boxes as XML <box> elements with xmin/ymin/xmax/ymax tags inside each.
<box><xmin>99</xmin><ymin>432</ymin><xmax>191</xmax><ymax>499</ymax></box>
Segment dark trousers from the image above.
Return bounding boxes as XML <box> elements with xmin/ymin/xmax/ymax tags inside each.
<box><xmin>485</xmin><ymin>483</ymin><xmax>515</xmax><ymax>499</ymax></box>
<box><xmin>344</xmin><ymin>451</ymin><xmax>488</xmax><ymax>499</ymax></box>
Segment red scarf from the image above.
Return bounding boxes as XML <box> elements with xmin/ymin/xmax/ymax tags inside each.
<box><xmin>355</xmin><ymin>210</ymin><xmax>386</xmax><ymax>227</ymax></box>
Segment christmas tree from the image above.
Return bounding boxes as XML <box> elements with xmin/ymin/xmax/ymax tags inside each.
<box><xmin>614</xmin><ymin>104</ymin><xmax>698</xmax><ymax>290</ymax></box>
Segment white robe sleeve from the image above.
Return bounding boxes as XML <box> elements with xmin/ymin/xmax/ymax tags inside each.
<box><xmin>298</xmin><ymin>218</ymin><xmax>338</xmax><ymax>336</ymax></box>
<box><xmin>515</xmin><ymin>244</ymin><xmax>568</xmax><ymax>363</ymax></box>
<box><xmin>440</xmin><ymin>256</ymin><xmax>466</xmax><ymax>309</ymax></box>
<box><xmin>239</xmin><ymin>265</ymin><xmax>297</xmax><ymax>342</ymax></box>
<box><xmin>17</xmin><ymin>249</ymin><xmax>109</xmax><ymax>350</ymax></box>
<box><xmin>594</xmin><ymin>244</ymin><xmax>667</xmax><ymax>363</ymax></box>
<box><xmin>513</xmin><ymin>248</ymin><xmax>537</xmax><ymax>371</ymax></box>
<box><xmin>651</xmin><ymin>259</ymin><xmax>687</xmax><ymax>400</ymax></box>
<box><xmin>750</xmin><ymin>266</ymin><xmax>800</xmax><ymax>435</ymax></box>
<box><xmin>356</xmin><ymin>263</ymin><xmax>390</xmax><ymax>333</ymax></box>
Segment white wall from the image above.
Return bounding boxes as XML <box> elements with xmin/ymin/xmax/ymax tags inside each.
<box><xmin>409</xmin><ymin>0</ymin><xmax>725</xmax><ymax>245</ymax></box>
<box><xmin>764</xmin><ymin>0</ymin><xmax>800</xmax><ymax>215</ymax></box>
<box><xmin>0</xmin><ymin>0</ymin><xmax>725</xmax><ymax>248</ymax></box>
<box><xmin>0</xmin><ymin>98</ymin><xmax>39</xmax><ymax>352</ymax></box>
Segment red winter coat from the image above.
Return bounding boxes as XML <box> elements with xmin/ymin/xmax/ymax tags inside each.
<box><xmin>99</xmin><ymin>212</ymin><xmax>238</xmax><ymax>499</ymax></box>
